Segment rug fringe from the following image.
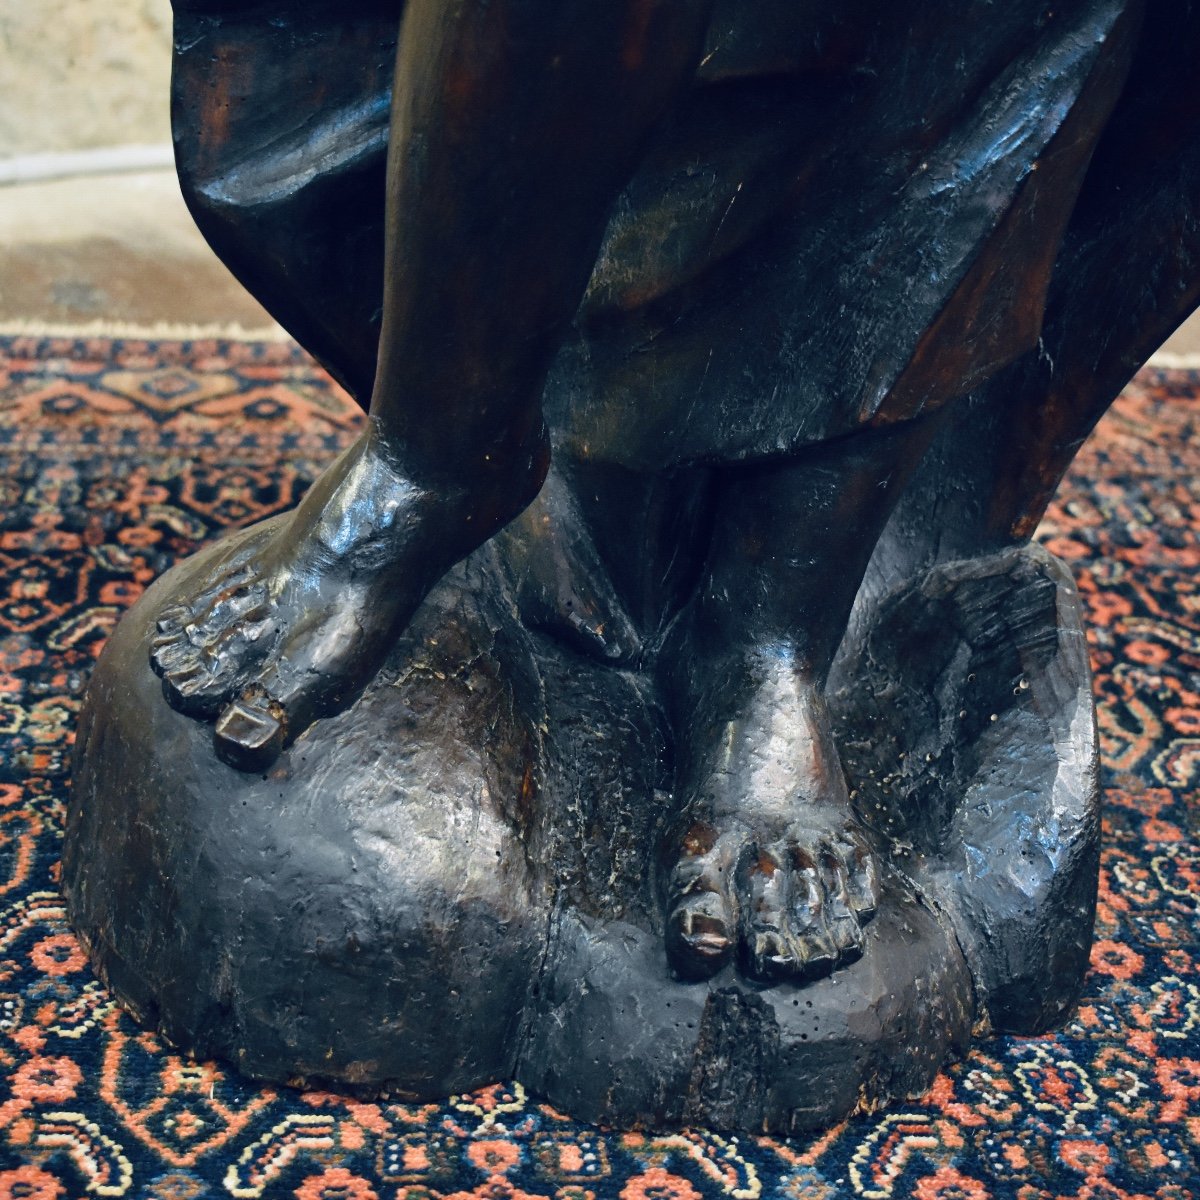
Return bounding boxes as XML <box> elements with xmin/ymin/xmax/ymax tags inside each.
<box><xmin>0</xmin><ymin>317</ymin><xmax>292</xmax><ymax>342</ymax></box>
<box><xmin>1145</xmin><ymin>350</ymin><xmax>1200</xmax><ymax>370</ymax></box>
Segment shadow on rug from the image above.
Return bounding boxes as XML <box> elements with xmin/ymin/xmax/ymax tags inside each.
<box><xmin>0</xmin><ymin>333</ymin><xmax>1195</xmax><ymax>1198</ymax></box>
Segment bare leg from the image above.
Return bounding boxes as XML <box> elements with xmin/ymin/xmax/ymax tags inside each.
<box><xmin>153</xmin><ymin>0</ymin><xmax>714</xmax><ymax>767</ymax></box>
<box><xmin>662</xmin><ymin>418</ymin><xmax>935</xmax><ymax>982</ymax></box>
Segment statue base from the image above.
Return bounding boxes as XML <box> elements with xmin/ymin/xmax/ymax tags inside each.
<box><xmin>64</xmin><ymin>535</ymin><xmax>1098</xmax><ymax>1134</ymax></box>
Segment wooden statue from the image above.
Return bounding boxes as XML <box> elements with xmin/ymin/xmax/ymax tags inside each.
<box><xmin>64</xmin><ymin>0</ymin><xmax>1200</xmax><ymax>1133</ymax></box>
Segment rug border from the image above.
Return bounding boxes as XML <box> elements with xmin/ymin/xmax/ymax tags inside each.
<box><xmin>3</xmin><ymin>320</ymin><xmax>1199</xmax><ymax>370</ymax></box>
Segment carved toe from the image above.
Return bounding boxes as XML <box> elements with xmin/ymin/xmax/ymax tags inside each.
<box><xmin>149</xmin><ymin>636</ymin><xmax>189</xmax><ymax>677</ymax></box>
<box><xmin>742</xmin><ymin>925</ymin><xmax>801</xmax><ymax>982</ymax></box>
<box><xmin>820</xmin><ymin>846</ymin><xmax>868</xmax><ymax>962</ymax></box>
<box><xmin>739</xmin><ymin>848</ymin><xmax>802</xmax><ymax>981</ymax></box>
<box><xmin>783</xmin><ymin>847</ymin><xmax>839</xmax><ymax>980</ymax></box>
<box><xmin>160</xmin><ymin>657</ymin><xmax>228</xmax><ymax>718</ymax></box>
<box><xmin>214</xmin><ymin>694</ymin><xmax>287</xmax><ymax>772</ymax></box>
<box><xmin>155</xmin><ymin>604</ymin><xmax>190</xmax><ymax>635</ymax></box>
<box><xmin>197</xmin><ymin>581</ymin><xmax>269</xmax><ymax>640</ymax></box>
<box><xmin>666</xmin><ymin>833</ymin><xmax>739</xmax><ymax>979</ymax></box>
<box><xmin>841</xmin><ymin>831</ymin><xmax>881</xmax><ymax>919</ymax></box>
<box><xmin>667</xmin><ymin>889</ymin><xmax>736</xmax><ymax>979</ymax></box>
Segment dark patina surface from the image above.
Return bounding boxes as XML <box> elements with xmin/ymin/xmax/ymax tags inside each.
<box><xmin>66</xmin><ymin>0</ymin><xmax>1200</xmax><ymax>1132</ymax></box>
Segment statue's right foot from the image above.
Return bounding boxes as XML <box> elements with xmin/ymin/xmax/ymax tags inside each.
<box><xmin>150</xmin><ymin>426</ymin><xmax>457</xmax><ymax>770</ymax></box>
<box><xmin>663</xmin><ymin>663</ymin><xmax>880</xmax><ymax>983</ymax></box>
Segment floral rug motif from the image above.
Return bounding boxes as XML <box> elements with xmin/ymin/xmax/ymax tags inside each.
<box><xmin>0</xmin><ymin>334</ymin><xmax>1196</xmax><ymax>1199</ymax></box>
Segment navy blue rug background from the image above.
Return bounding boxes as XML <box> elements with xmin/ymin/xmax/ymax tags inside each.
<box><xmin>0</xmin><ymin>334</ymin><xmax>1195</xmax><ymax>1199</ymax></box>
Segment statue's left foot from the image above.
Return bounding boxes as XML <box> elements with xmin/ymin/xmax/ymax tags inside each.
<box><xmin>666</xmin><ymin>809</ymin><xmax>880</xmax><ymax>982</ymax></box>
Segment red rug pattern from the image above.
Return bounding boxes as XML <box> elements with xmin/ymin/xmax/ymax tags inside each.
<box><xmin>0</xmin><ymin>334</ymin><xmax>1195</xmax><ymax>1199</ymax></box>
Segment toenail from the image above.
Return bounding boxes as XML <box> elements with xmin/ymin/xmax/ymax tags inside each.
<box><xmin>215</xmin><ymin>699</ymin><xmax>286</xmax><ymax>772</ymax></box>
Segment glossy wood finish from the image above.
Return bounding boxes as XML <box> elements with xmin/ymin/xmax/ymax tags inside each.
<box><xmin>66</xmin><ymin>0</ymin><xmax>1200</xmax><ymax>1132</ymax></box>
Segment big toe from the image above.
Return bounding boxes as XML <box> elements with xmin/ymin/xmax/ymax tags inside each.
<box><xmin>667</xmin><ymin>889</ymin><xmax>736</xmax><ymax>979</ymax></box>
<box><xmin>214</xmin><ymin>693</ymin><xmax>287</xmax><ymax>772</ymax></box>
<box><xmin>666</xmin><ymin>836</ymin><xmax>738</xmax><ymax>979</ymax></box>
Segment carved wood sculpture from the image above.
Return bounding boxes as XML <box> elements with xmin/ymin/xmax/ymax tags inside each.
<box><xmin>64</xmin><ymin>0</ymin><xmax>1200</xmax><ymax>1133</ymax></box>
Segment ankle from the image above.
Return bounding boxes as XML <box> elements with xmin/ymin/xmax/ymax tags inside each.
<box><xmin>365</xmin><ymin>418</ymin><xmax>551</xmax><ymax>545</ymax></box>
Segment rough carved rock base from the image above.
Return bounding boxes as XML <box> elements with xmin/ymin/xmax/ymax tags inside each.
<box><xmin>64</xmin><ymin>537</ymin><xmax>1097</xmax><ymax>1134</ymax></box>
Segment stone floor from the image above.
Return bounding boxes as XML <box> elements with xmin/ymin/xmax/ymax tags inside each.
<box><xmin>1</xmin><ymin>168</ymin><xmax>1198</xmax><ymax>357</ymax></box>
<box><xmin>0</xmin><ymin>171</ymin><xmax>277</xmax><ymax>332</ymax></box>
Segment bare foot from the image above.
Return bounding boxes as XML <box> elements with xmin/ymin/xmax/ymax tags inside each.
<box><xmin>497</xmin><ymin>467</ymin><xmax>642</xmax><ymax>664</ymax></box>
<box><xmin>664</xmin><ymin>658</ymin><xmax>880</xmax><ymax>983</ymax></box>
<box><xmin>151</xmin><ymin>425</ymin><xmax>461</xmax><ymax>770</ymax></box>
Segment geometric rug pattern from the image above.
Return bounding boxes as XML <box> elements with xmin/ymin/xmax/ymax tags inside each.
<box><xmin>0</xmin><ymin>332</ymin><xmax>1195</xmax><ymax>1198</ymax></box>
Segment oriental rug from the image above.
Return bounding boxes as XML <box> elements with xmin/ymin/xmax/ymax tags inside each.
<box><xmin>0</xmin><ymin>332</ymin><xmax>1195</xmax><ymax>1199</ymax></box>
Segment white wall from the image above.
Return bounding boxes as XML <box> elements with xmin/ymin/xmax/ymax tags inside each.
<box><xmin>0</xmin><ymin>0</ymin><xmax>173</xmax><ymax>158</ymax></box>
